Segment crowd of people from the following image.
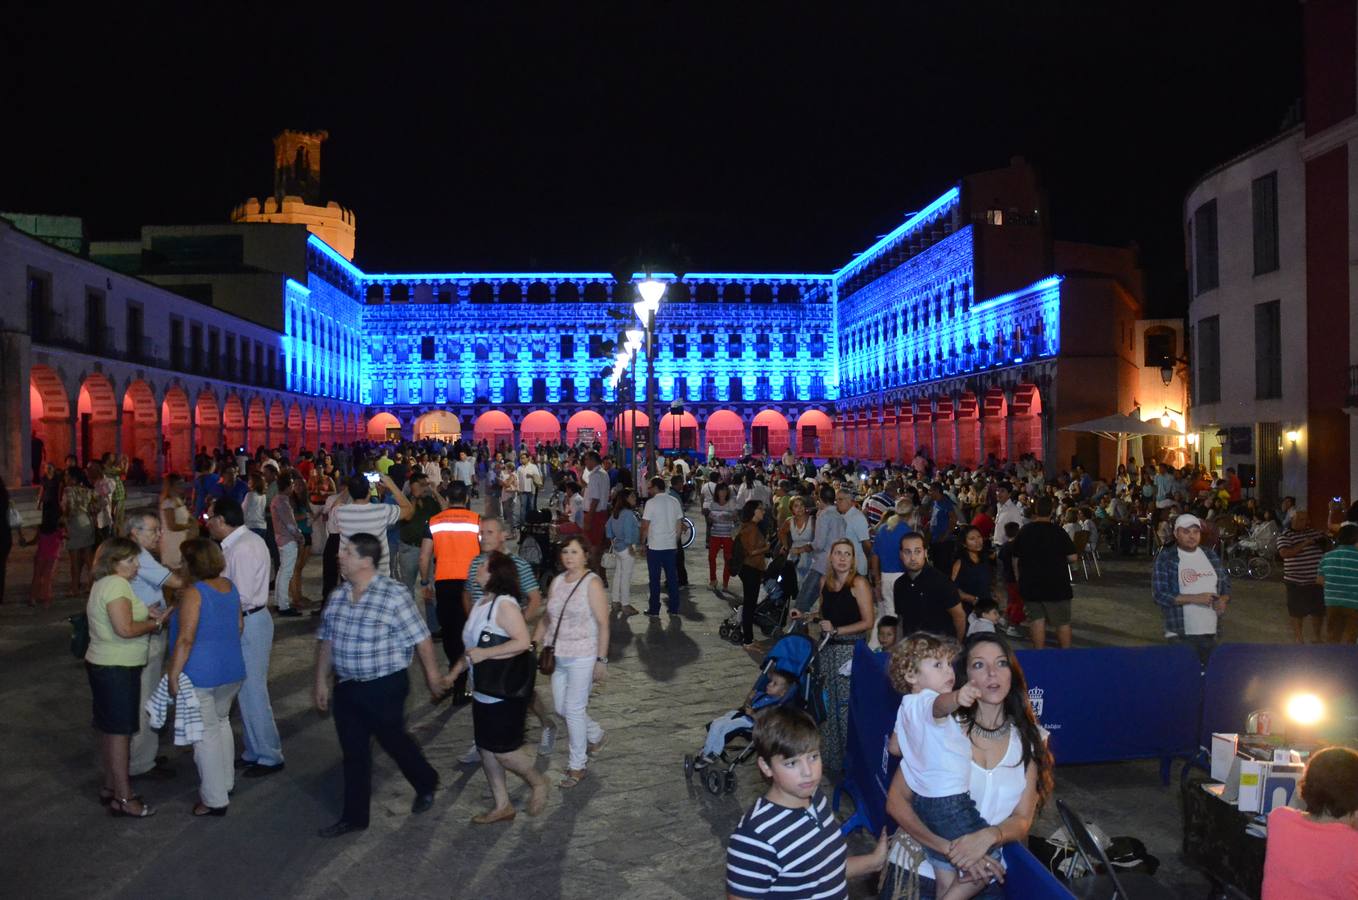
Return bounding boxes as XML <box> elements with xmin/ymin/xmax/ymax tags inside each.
<box><xmin>8</xmin><ymin>435</ymin><xmax>1358</xmax><ymax>897</ymax></box>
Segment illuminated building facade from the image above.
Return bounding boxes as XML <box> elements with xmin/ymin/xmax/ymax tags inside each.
<box><xmin>0</xmin><ymin>137</ymin><xmax>1179</xmax><ymax>486</ymax></box>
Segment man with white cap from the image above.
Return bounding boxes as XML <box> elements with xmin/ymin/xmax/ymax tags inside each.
<box><xmin>1151</xmin><ymin>513</ymin><xmax>1231</xmax><ymax>663</ymax></box>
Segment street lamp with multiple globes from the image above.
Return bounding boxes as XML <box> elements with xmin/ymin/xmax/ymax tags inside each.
<box><xmin>634</xmin><ymin>278</ymin><xmax>666</xmax><ymax>479</ymax></box>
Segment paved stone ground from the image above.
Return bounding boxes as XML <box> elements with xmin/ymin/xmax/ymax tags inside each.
<box><xmin>0</xmin><ymin>517</ymin><xmax>1293</xmax><ymax>899</ymax></box>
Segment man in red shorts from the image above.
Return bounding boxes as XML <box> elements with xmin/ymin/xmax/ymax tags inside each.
<box><xmin>582</xmin><ymin>450</ymin><xmax>611</xmax><ymax>581</ymax></box>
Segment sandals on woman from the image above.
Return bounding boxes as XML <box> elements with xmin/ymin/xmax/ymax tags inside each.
<box><xmin>108</xmin><ymin>796</ymin><xmax>156</xmax><ymax>818</ymax></box>
<box><xmin>471</xmin><ymin>805</ymin><xmax>516</xmax><ymax>825</ymax></box>
<box><xmin>559</xmin><ymin>768</ymin><xmax>588</xmax><ymax>789</ymax></box>
<box><xmin>527</xmin><ymin>781</ymin><xmax>549</xmax><ymax>816</ymax></box>
<box><xmin>192</xmin><ymin>803</ymin><xmax>228</xmax><ymax>817</ymax></box>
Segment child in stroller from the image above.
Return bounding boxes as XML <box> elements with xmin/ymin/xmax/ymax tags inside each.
<box><xmin>684</xmin><ymin>630</ymin><xmax>823</xmax><ymax>795</ymax></box>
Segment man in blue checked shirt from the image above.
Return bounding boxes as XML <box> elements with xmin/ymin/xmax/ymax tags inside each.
<box><xmin>314</xmin><ymin>532</ymin><xmax>444</xmax><ymax>838</ymax></box>
<box><xmin>1152</xmin><ymin>513</ymin><xmax>1230</xmax><ymax>664</ymax></box>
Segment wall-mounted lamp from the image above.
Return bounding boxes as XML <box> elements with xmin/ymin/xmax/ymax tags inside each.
<box><xmin>1186</xmin><ymin>433</ymin><xmax>1198</xmax><ymax>445</ymax></box>
<box><xmin>1285</xmin><ymin>429</ymin><xmax>1301</xmax><ymax>445</ymax></box>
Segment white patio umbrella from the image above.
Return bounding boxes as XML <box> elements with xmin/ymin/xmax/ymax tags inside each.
<box><xmin>1060</xmin><ymin>413</ymin><xmax>1183</xmax><ymax>468</ymax></box>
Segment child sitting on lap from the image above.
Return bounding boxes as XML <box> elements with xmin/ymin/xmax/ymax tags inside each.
<box><xmin>700</xmin><ymin>669</ymin><xmax>793</xmax><ymax>762</ymax></box>
<box><xmin>889</xmin><ymin>632</ymin><xmax>999</xmax><ymax>900</ymax></box>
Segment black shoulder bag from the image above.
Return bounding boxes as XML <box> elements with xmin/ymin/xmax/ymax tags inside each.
<box><xmin>471</xmin><ymin>596</ymin><xmax>537</xmax><ymax>700</ymax></box>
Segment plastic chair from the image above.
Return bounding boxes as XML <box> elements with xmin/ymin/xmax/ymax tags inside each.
<box><xmin>1083</xmin><ymin>530</ymin><xmax>1102</xmax><ymax>577</ymax></box>
<box><xmin>1069</xmin><ymin>531</ymin><xmax>1090</xmax><ymax>581</ymax></box>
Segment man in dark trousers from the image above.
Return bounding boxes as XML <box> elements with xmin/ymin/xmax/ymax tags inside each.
<box><xmin>418</xmin><ymin>481</ymin><xmax>480</xmax><ymax>702</ymax></box>
<box><xmin>314</xmin><ymin>532</ymin><xmax>443</xmax><ymax>837</ymax></box>
<box><xmin>1012</xmin><ymin>495</ymin><xmax>1079</xmax><ymax>649</ymax></box>
<box><xmin>892</xmin><ymin>532</ymin><xmax>965</xmax><ymax>641</ymax></box>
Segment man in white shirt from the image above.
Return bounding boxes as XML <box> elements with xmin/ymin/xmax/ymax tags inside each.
<box><xmin>453</xmin><ymin>451</ymin><xmax>475</xmax><ymax>487</ymax></box>
<box><xmin>422</xmin><ymin>453</ymin><xmax>443</xmax><ymax>484</ymax></box>
<box><xmin>837</xmin><ymin>489</ymin><xmax>871</xmax><ymax>577</ymax></box>
<box><xmin>126</xmin><ymin>513</ymin><xmax>186</xmax><ymax>778</ymax></box>
<box><xmin>993</xmin><ymin>482</ymin><xmax>1026</xmax><ymax>547</ymax></box>
<box><xmin>641</xmin><ymin>476</ymin><xmax>684</xmax><ymax>617</ymax></box>
<box><xmin>515</xmin><ymin>452</ymin><xmax>543</xmax><ymax>526</ymax></box>
<box><xmin>330</xmin><ymin>473</ymin><xmax>414</xmax><ymax>576</ymax></box>
<box><xmin>208</xmin><ymin>498</ymin><xmax>284</xmax><ymax>775</ymax></box>
<box><xmin>1152</xmin><ymin>513</ymin><xmax>1230</xmax><ymax>664</ymax></box>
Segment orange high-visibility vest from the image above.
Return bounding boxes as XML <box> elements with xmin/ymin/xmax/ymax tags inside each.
<box><xmin>428</xmin><ymin>507</ymin><xmax>481</xmax><ymax>581</ymax></box>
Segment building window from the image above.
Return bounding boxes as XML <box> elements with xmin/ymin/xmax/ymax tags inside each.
<box><xmin>782</xmin><ymin>330</ymin><xmax>797</xmax><ymax>355</ymax></box>
<box><xmin>170</xmin><ymin>318</ymin><xmax>184</xmax><ymax>370</ymax></box>
<box><xmin>560</xmin><ymin>334</ymin><xmax>574</xmax><ymax>359</ymax></box>
<box><xmin>365</xmin><ymin>284</ymin><xmax>385</xmax><ymax>304</ymax></box>
<box><xmin>701</xmin><ymin>333</ymin><xmax>715</xmax><ymax>359</ymax></box>
<box><xmin>437</xmin><ymin>287</ymin><xmax>453</xmax><ymax>304</ymax></box>
<box><xmin>190</xmin><ymin>324</ymin><xmax>204</xmax><ymax>375</ymax></box>
<box><xmin>421</xmin><ymin>336</ymin><xmax>436</xmax><ymax>361</ymax></box>
<box><xmin>588</xmin><ymin>377</ymin><xmax>603</xmax><ymax>401</ymax></box>
<box><xmin>1252</xmin><ymin>172</ymin><xmax>1279</xmax><ymax>275</ymax></box>
<box><xmin>986</xmin><ymin>209</ymin><xmax>1004</xmax><ymax>225</ymax></box>
<box><xmin>531</xmin><ymin>378</ymin><xmax>547</xmax><ymax>403</ymax></box>
<box><xmin>1254</xmin><ymin>300</ymin><xmax>1282</xmax><ymax>399</ymax></box>
<box><xmin>729</xmin><ymin>376</ymin><xmax>744</xmax><ymax>401</ymax></box>
<box><xmin>475</xmin><ymin>341</ymin><xmax>490</xmax><ymax>362</ymax></box>
<box><xmin>672</xmin><ymin>333</ymin><xmax>687</xmax><ymax>359</ymax></box>
<box><xmin>1197</xmin><ymin>315</ymin><xmax>1221</xmax><ymax>404</ymax></box>
<box><xmin>1143</xmin><ymin>327</ymin><xmax>1174</xmax><ymax>369</ymax></box>
<box><xmin>253</xmin><ymin>342</ymin><xmax>263</xmax><ymax>386</ymax></box>
<box><xmin>755</xmin><ymin>332</ymin><xmax>770</xmax><ymax>359</ymax></box>
<box><xmin>85</xmin><ymin>289</ymin><xmax>106</xmax><ymax>353</ymax></box>
<box><xmin>729</xmin><ymin>331</ymin><xmax>744</xmax><ymax>358</ymax></box>
<box><xmin>589</xmin><ymin>334</ymin><xmax>605</xmax><ymax>359</ymax></box>
<box><xmin>390</xmin><ymin>284</ymin><xmax>409</xmax><ymax>303</ymax></box>
<box><xmin>1193</xmin><ymin>200</ymin><xmax>1219</xmax><ymax>295</ymax></box>
<box><xmin>809</xmin><ymin>375</ymin><xmax>826</xmax><ymax>400</ymax></box>
<box><xmin>755</xmin><ymin>375</ymin><xmax>772</xmax><ymax>400</ymax></box>
<box><xmin>701</xmin><ymin>376</ymin><xmax>717</xmax><ymax>401</ymax></box>
<box><xmin>810</xmin><ymin>335</ymin><xmax>825</xmax><ymax>359</ymax></box>
<box><xmin>674</xmin><ymin>376</ymin><xmax>688</xmax><ymax>400</ymax></box>
<box><xmin>561</xmin><ymin>378</ymin><xmax>576</xmax><ymax>401</ymax></box>
<box><xmin>241</xmin><ymin>339</ymin><xmax>252</xmax><ymax>383</ymax></box>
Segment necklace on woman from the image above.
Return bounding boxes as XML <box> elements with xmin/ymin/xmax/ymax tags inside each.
<box><xmin>971</xmin><ymin>715</ymin><xmax>1012</xmax><ymax>740</ymax></box>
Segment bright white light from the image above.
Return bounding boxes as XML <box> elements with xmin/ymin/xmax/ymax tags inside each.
<box><xmin>1285</xmin><ymin>693</ymin><xmax>1324</xmax><ymax>727</ymax></box>
<box><xmin>624</xmin><ymin>338</ymin><xmax>642</xmax><ymax>353</ymax></box>
<box><xmin>637</xmin><ymin>279</ymin><xmax>666</xmax><ymax>306</ymax></box>
<box><xmin>1160</xmin><ymin>412</ymin><xmax>1171</xmax><ymax>428</ymax></box>
<box><xmin>1286</xmin><ymin>430</ymin><xmax>1301</xmax><ymax>443</ymax></box>
<box><xmin>625</xmin><ymin>329</ymin><xmax>644</xmax><ymax>344</ymax></box>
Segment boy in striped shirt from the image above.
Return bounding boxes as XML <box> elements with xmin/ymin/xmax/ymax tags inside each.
<box><xmin>1318</xmin><ymin>524</ymin><xmax>1358</xmax><ymax>644</ymax></box>
<box><xmin>725</xmin><ymin>707</ymin><xmax>885</xmax><ymax>899</ymax></box>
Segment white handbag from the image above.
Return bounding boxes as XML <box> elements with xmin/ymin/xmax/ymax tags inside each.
<box><xmin>601</xmin><ymin>550</ymin><xmax>618</xmax><ymax>570</ymax></box>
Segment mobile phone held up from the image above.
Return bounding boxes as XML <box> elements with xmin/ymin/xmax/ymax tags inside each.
<box><xmin>366</xmin><ymin>472</ymin><xmax>380</xmax><ymax>484</ymax></box>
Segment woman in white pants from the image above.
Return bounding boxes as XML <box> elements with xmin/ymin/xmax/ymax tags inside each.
<box><xmin>604</xmin><ymin>489</ymin><xmax>641</xmax><ymax>616</ymax></box>
<box><xmin>269</xmin><ymin>472</ymin><xmax>302</xmax><ymax>616</ymax></box>
<box><xmin>165</xmin><ymin>539</ymin><xmax>246</xmax><ymax>816</ymax></box>
<box><xmin>534</xmin><ymin>536</ymin><xmax>609</xmax><ymax>788</ymax></box>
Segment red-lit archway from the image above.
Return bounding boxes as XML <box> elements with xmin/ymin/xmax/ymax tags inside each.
<box><xmin>1011</xmin><ymin>384</ymin><xmax>1043</xmax><ymax>460</ymax></box>
<box><xmin>367</xmin><ymin>412</ymin><xmax>400</xmax><ymax>441</ymax></box>
<box><xmin>705</xmin><ymin>410</ymin><xmax>745</xmax><ymax>459</ymax></box>
<box><xmin>658</xmin><ymin>411</ymin><xmax>699</xmax><ymax>450</ymax></box>
<box><xmin>795</xmin><ymin>409</ymin><xmax>832</xmax><ymax>458</ymax></box>
<box><xmin>267</xmin><ymin>400</ymin><xmax>286</xmax><ymax>450</ymax></box>
<box><xmin>982</xmin><ymin>388</ymin><xmax>1008</xmax><ymax>463</ymax></box>
<box><xmin>613</xmin><ymin>411</ymin><xmax>650</xmax><ymax>448</ymax></box>
<box><xmin>195</xmin><ymin>390</ymin><xmax>221</xmax><ymax>454</ymax></box>
<box><xmin>246</xmin><ymin>398</ymin><xmax>266</xmax><ymax>452</ymax></box>
<box><xmin>913</xmin><ymin>399</ymin><xmax>934</xmax><ymax>461</ymax></box>
<box><xmin>319</xmin><ymin>409</ymin><xmax>335</xmax><ymax>447</ymax></box>
<box><xmin>287</xmin><ymin>402</ymin><xmax>303</xmax><ymax>451</ymax></box>
<box><xmin>897</xmin><ymin>402</ymin><xmax>916</xmax><ymax>462</ymax></box>
<box><xmin>122</xmin><ymin>381</ymin><xmax>159</xmax><ymax>477</ymax></box>
<box><xmin>303</xmin><ymin>406</ymin><xmax>319</xmax><ymax>452</ymax></box>
<box><xmin>520</xmin><ymin>410</ymin><xmax>561</xmax><ymax>449</ymax></box>
<box><xmin>161</xmin><ymin>387</ymin><xmax>192</xmax><ymax>476</ymax></box>
<box><xmin>956</xmin><ymin>392</ymin><xmax>980</xmax><ymax>468</ymax></box>
<box><xmin>933</xmin><ymin>396</ymin><xmax>955</xmax><ymax>465</ymax></box>
<box><xmin>751</xmin><ymin>409</ymin><xmax>790</xmax><ymax>457</ymax></box>
<box><xmin>223</xmin><ymin>394</ymin><xmax>246</xmax><ymax>453</ymax></box>
<box><xmin>29</xmin><ymin>364</ymin><xmax>71</xmax><ymax>477</ymax></box>
<box><xmin>473</xmin><ymin>410</ymin><xmax>514</xmax><ymax>450</ymax></box>
<box><xmin>77</xmin><ymin>373</ymin><xmax>119</xmax><ymax>464</ymax></box>
<box><xmin>566</xmin><ymin>410</ymin><xmax>607</xmax><ymax>447</ymax></box>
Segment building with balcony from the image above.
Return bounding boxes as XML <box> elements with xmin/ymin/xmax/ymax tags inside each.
<box><xmin>1</xmin><ymin>137</ymin><xmax>1181</xmax><ymax>486</ymax></box>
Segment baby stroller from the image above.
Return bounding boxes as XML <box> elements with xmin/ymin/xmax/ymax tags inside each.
<box><xmin>683</xmin><ymin>628</ymin><xmax>830</xmax><ymax>795</ymax></box>
<box><xmin>717</xmin><ymin>554</ymin><xmax>793</xmax><ymax>646</ymax></box>
<box><xmin>517</xmin><ymin>508</ymin><xmax>558</xmax><ymax>581</ymax></box>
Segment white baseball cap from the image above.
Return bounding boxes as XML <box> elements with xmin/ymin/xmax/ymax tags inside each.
<box><xmin>1174</xmin><ymin>514</ymin><xmax>1203</xmax><ymax>530</ymax></box>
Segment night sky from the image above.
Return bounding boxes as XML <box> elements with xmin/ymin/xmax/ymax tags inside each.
<box><xmin>7</xmin><ymin>3</ymin><xmax>1302</xmax><ymax>316</ymax></box>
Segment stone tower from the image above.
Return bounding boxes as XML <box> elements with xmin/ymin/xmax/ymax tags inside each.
<box><xmin>232</xmin><ymin>129</ymin><xmax>357</xmax><ymax>260</ymax></box>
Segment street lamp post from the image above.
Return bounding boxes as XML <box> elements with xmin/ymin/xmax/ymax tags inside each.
<box><xmin>635</xmin><ymin>279</ymin><xmax>666</xmax><ymax>482</ymax></box>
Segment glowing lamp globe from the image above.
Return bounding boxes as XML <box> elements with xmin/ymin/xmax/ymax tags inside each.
<box><xmin>1285</xmin><ymin>693</ymin><xmax>1324</xmax><ymax>728</ymax></box>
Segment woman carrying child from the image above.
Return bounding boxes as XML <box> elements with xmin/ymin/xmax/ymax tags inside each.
<box><xmin>881</xmin><ymin>632</ymin><xmax>1052</xmax><ymax>899</ymax></box>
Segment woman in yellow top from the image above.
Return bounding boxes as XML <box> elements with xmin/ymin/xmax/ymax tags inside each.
<box><xmin>85</xmin><ymin>537</ymin><xmax>167</xmax><ymax>818</ymax></box>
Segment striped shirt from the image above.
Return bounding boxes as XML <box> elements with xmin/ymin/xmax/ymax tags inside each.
<box><xmin>466</xmin><ymin>552</ymin><xmax>541</xmax><ymax>607</ymax></box>
<box><xmin>1277</xmin><ymin>529</ymin><xmax>1325</xmax><ymax>584</ymax></box>
<box><xmin>1319</xmin><ymin>545</ymin><xmax>1358</xmax><ymax>609</ymax></box>
<box><xmin>726</xmin><ymin>790</ymin><xmax>848</xmax><ymax>899</ymax></box>
<box><xmin>330</xmin><ymin>501</ymin><xmax>404</xmax><ymax>574</ymax></box>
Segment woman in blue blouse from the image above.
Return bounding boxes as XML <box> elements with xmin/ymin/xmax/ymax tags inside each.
<box><xmin>166</xmin><ymin>538</ymin><xmax>246</xmax><ymax>816</ymax></box>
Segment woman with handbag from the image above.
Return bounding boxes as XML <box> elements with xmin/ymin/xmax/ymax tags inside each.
<box><xmin>445</xmin><ymin>551</ymin><xmax>548</xmax><ymax>824</ymax></box>
<box><xmin>534</xmin><ymin>535</ymin><xmax>610</xmax><ymax>789</ymax></box>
